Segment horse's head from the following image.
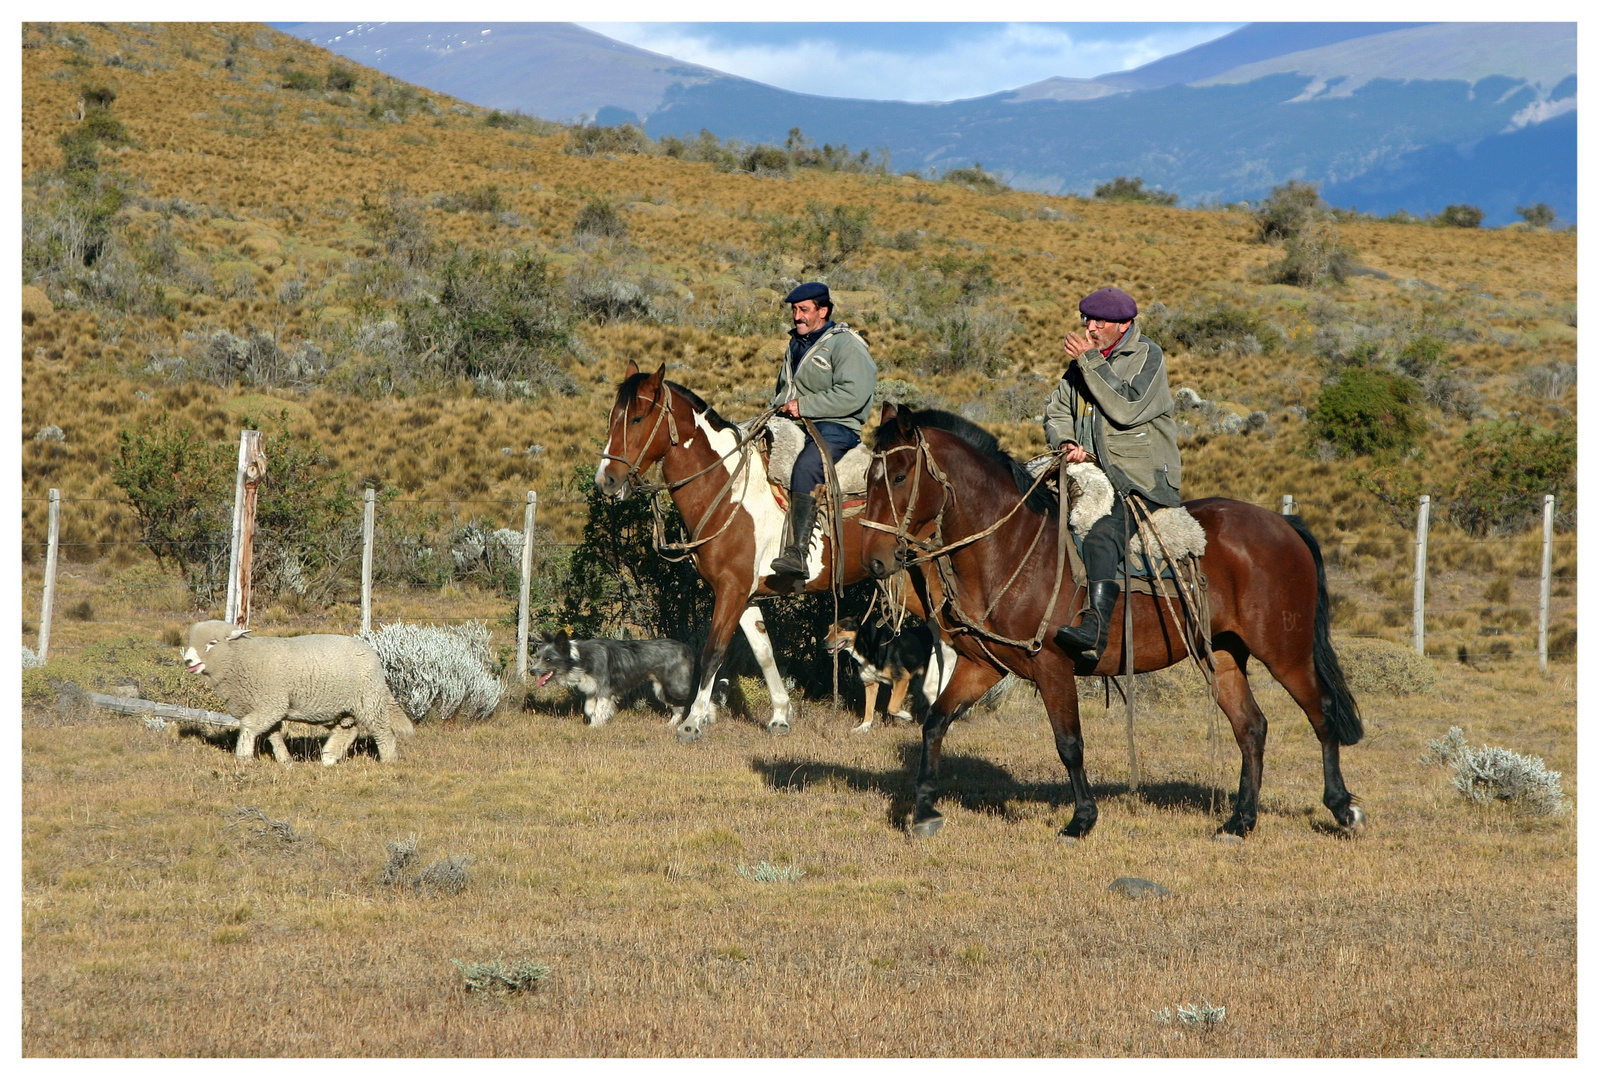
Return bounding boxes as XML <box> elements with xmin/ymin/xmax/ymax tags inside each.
<box><xmin>596</xmin><ymin>360</ymin><xmax>680</xmax><ymax>498</ymax></box>
<box><xmin>861</xmin><ymin>402</ymin><xmax>945</xmax><ymax>579</ymax></box>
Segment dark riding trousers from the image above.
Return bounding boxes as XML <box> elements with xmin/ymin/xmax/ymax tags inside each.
<box><xmin>791</xmin><ymin>420</ymin><xmax>859</xmax><ymax>493</ymax></box>
<box><xmin>1081</xmin><ymin>491</ymin><xmax>1135</xmax><ymax>583</ymax></box>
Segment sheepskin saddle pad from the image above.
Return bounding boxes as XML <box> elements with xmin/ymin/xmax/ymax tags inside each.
<box><xmin>1023</xmin><ymin>456</ymin><xmax>1207</xmax><ymax>562</ymax></box>
<box><xmin>746</xmin><ymin>415</ymin><xmax>872</xmax><ymax>494</ymax></box>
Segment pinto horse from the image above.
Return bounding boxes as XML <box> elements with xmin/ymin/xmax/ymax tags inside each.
<box><xmin>596</xmin><ymin>363</ymin><xmax>958</xmax><ymax>741</ymax></box>
<box><xmin>860</xmin><ymin>403</ymin><xmax>1365</xmax><ymax>840</ymax></box>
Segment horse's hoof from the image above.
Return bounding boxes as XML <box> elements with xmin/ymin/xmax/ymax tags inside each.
<box><xmin>767</xmin><ymin>720</ymin><xmax>791</xmax><ymax>736</ymax></box>
<box><xmin>676</xmin><ymin>725</ymin><xmax>703</xmax><ymax>744</ymax></box>
<box><xmin>1341</xmin><ymin>805</ymin><xmax>1367</xmax><ymax>833</ymax></box>
<box><xmin>1212</xmin><ymin>831</ymin><xmax>1244</xmax><ymax>844</ymax></box>
<box><xmin>911</xmin><ymin>815</ymin><xmax>944</xmax><ymax>839</ymax></box>
<box><xmin>849</xmin><ymin>723</ymin><xmax>872</xmax><ymax>735</ymax></box>
<box><xmin>1059</xmin><ymin>835</ymin><xmax>1080</xmax><ymax>846</ymax></box>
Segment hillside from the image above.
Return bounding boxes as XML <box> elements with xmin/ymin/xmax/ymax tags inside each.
<box><xmin>21</xmin><ymin>21</ymin><xmax>1577</xmax><ymax>659</ymax></box>
<box><xmin>280</xmin><ymin>21</ymin><xmax>1578</xmax><ymax>222</ymax></box>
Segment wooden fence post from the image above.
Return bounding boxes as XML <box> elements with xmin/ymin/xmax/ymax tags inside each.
<box><xmin>517</xmin><ymin>490</ymin><xmax>537</xmax><ymax>682</ymax></box>
<box><xmin>1412</xmin><ymin>494</ymin><xmax>1430</xmax><ymax>657</ymax></box>
<box><xmin>1538</xmin><ymin>494</ymin><xmax>1554</xmax><ymax>674</ymax></box>
<box><xmin>38</xmin><ymin>488</ymin><xmax>61</xmax><ymax>663</ymax></box>
<box><xmin>224</xmin><ymin>431</ymin><xmax>266</xmax><ymax>627</ymax></box>
<box><xmin>1281</xmin><ymin>494</ymin><xmax>1296</xmax><ymax>516</ymax></box>
<box><xmin>361</xmin><ymin>488</ymin><xmax>376</xmax><ymax>635</ymax></box>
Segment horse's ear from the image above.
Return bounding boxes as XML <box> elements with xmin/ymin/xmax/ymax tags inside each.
<box><xmin>641</xmin><ymin>363</ymin><xmax>665</xmax><ymax>390</ymax></box>
<box><xmin>624</xmin><ymin>359</ymin><xmax>640</xmax><ymax>379</ymax></box>
<box><xmin>880</xmin><ymin>402</ymin><xmax>898</xmax><ymax>426</ymax></box>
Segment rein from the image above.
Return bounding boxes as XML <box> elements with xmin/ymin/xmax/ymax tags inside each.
<box><xmin>862</xmin><ymin>431</ymin><xmax>1072</xmax><ymax>655</ymax></box>
<box><xmin>604</xmin><ymin>390</ymin><xmax>783</xmax><ymax>563</ymax></box>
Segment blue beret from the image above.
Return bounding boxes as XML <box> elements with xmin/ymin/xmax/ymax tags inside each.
<box><xmin>784</xmin><ymin>281</ymin><xmax>832</xmax><ymax>306</ymax></box>
<box><xmin>1079</xmin><ymin>287</ymin><xmax>1137</xmax><ymax>321</ymax></box>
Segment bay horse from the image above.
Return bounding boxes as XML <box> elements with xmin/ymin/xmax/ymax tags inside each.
<box><xmin>596</xmin><ymin>363</ymin><xmax>958</xmax><ymax>741</ymax></box>
<box><xmin>860</xmin><ymin>402</ymin><xmax>1364</xmax><ymax>840</ymax></box>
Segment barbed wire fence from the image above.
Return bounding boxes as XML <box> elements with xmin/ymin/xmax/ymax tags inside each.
<box><xmin>22</xmin><ymin>487</ymin><xmax>589</xmax><ymax>677</ymax></box>
<box><xmin>22</xmin><ymin>484</ymin><xmax>1576</xmax><ymax>677</ymax></box>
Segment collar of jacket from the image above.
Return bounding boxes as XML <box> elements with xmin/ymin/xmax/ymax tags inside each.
<box><xmin>1099</xmin><ymin>321</ymin><xmax>1136</xmax><ymax>358</ymax></box>
<box><xmin>789</xmin><ymin>320</ymin><xmax>835</xmax><ymax>357</ymax></box>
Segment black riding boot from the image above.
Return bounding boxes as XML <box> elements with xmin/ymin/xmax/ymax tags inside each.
<box><xmin>770</xmin><ymin>491</ymin><xmax>818</xmax><ymax>578</ymax></box>
<box><xmin>1055</xmin><ymin>580</ymin><xmax>1120</xmax><ymax>660</ymax></box>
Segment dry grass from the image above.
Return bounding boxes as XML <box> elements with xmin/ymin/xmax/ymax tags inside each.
<box><xmin>22</xmin><ymin>645</ymin><xmax>1575</xmax><ymax>1056</ymax></box>
<box><xmin>17</xmin><ymin>25</ymin><xmax>1579</xmax><ymax>1055</ymax></box>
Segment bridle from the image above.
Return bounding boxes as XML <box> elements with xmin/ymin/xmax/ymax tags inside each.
<box><xmin>601</xmin><ymin>378</ymin><xmax>789</xmax><ymax>562</ymax></box>
<box><xmin>599</xmin><ymin>381</ymin><xmax>681</xmax><ymax>488</ymax></box>
<box><xmin>861</xmin><ymin>428</ymin><xmax>1071</xmax><ymax>655</ymax></box>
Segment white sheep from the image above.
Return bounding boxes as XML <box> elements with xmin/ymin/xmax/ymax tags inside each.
<box><xmin>183</xmin><ymin>620</ymin><xmax>414</xmax><ymax>765</ymax></box>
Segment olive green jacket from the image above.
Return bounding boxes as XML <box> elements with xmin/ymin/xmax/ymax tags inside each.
<box><xmin>1043</xmin><ymin>324</ymin><xmax>1182</xmax><ymax>506</ymax></box>
<box><xmin>770</xmin><ymin>322</ymin><xmax>878</xmax><ymax>434</ymax></box>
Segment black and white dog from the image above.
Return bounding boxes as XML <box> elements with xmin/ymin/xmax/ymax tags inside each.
<box><xmin>530</xmin><ymin>630</ymin><xmax>696</xmax><ymax>727</ymax></box>
<box><xmin>825</xmin><ymin>616</ymin><xmax>938</xmax><ymax>734</ymax></box>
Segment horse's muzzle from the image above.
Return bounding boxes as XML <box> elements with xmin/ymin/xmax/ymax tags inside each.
<box><xmin>596</xmin><ymin>470</ymin><xmax>631</xmax><ymax>499</ymax></box>
<box><xmin>865</xmin><ymin>550</ymin><xmax>902</xmax><ymax>579</ymax></box>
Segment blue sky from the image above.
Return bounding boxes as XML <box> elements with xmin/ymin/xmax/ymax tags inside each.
<box><xmin>579</xmin><ymin>22</ymin><xmax>1244</xmax><ymax>102</ymax></box>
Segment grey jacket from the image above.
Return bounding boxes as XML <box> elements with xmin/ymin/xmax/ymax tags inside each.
<box><xmin>1043</xmin><ymin>323</ymin><xmax>1182</xmax><ymax>507</ymax></box>
<box><xmin>770</xmin><ymin>322</ymin><xmax>877</xmax><ymax>434</ymax></box>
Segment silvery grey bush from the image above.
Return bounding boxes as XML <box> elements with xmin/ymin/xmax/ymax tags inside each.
<box><xmin>1423</xmin><ymin>726</ymin><xmax>1570</xmax><ymax>816</ymax></box>
<box><xmin>361</xmin><ymin>620</ymin><xmax>503</xmax><ymax>723</ymax></box>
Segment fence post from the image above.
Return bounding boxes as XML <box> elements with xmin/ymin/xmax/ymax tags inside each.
<box><xmin>361</xmin><ymin>487</ymin><xmax>376</xmax><ymax>635</ymax></box>
<box><xmin>1538</xmin><ymin>494</ymin><xmax>1554</xmax><ymax>674</ymax></box>
<box><xmin>224</xmin><ymin>431</ymin><xmax>266</xmax><ymax>628</ymax></box>
<box><xmin>38</xmin><ymin>489</ymin><xmax>61</xmax><ymax>663</ymax></box>
<box><xmin>1412</xmin><ymin>494</ymin><xmax>1430</xmax><ymax>657</ymax></box>
<box><xmin>517</xmin><ymin>490</ymin><xmax>537</xmax><ymax>682</ymax></box>
<box><xmin>1281</xmin><ymin>494</ymin><xmax>1296</xmax><ymax>516</ymax></box>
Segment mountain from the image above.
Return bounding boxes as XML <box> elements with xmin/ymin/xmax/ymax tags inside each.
<box><xmin>276</xmin><ymin>21</ymin><xmax>1576</xmax><ymax>224</ymax></box>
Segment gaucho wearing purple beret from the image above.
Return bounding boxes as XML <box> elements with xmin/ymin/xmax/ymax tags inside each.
<box><xmin>1041</xmin><ymin>286</ymin><xmax>1182</xmax><ymax>660</ymax></box>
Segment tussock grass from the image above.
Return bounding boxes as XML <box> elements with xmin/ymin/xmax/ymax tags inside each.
<box><xmin>22</xmin><ymin>641</ymin><xmax>1574</xmax><ymax>1055</ymax></box>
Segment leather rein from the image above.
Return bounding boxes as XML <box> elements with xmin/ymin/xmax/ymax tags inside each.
<box><xmin>861</xmin><ymin>431</ymin><xmax>1073</xmax><ymax>655</ymax></box>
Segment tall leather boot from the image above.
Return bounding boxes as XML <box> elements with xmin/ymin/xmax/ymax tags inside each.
<box><xmin>1054</xmin><ymin>580</ymin><xmax>1120</xmax><ymax>661</ymax></box>
<box><xmin>770</xmin><ymin>491</ymin><xmax>818</xmax><ymax>578</ymax></box>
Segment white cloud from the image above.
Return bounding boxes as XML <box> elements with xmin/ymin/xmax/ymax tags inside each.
<box><xmin>1504</xmin><ymin>94</ymin><xmax>1576</xmax><ymax>132</ymax></box>
<box><xmin>584</xmin><ymin>23</ymin><xmax>1239</xmax><ymax>102</ymax></box>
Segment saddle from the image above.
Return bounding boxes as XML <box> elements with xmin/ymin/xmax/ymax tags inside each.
<box><xmin>1023</xmin><ymin>456</ymin><xmax>1207</xmax><ymax>598</ymax></box>
<box><xmin>742</xmin><ymin>414</ymin><xmax>872</xmax><ymax>513</ymax></box>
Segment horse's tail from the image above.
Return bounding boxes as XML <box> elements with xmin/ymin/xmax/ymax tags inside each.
<box><xmin>1285</xmin><ymin>514</ymin><xmax>1363</xmax><ymax>746</ymax></box>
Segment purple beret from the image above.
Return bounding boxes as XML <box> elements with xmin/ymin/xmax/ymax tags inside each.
<box><xmin>784</xmin><ymin>281</ymin><xmax>832</xmax><ymax>306</ymax></box>
<box><xmin>1079</xmin><ymin>287</ymin><xmax>1137</xmax><ymax>321</ymax></box>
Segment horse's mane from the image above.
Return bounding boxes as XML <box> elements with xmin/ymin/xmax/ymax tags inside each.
<box><xmin>873</xmin><ymin>407</ymin><xmax>1056</xmax><ymax>517</ymax></box>
<box><xmin>616</xmin><ymin>373</ymin><xmax>734</xmax><ymax>431</ymax></box>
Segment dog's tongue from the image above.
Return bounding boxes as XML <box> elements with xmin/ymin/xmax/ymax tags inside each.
<box><xmin>536</xmin><ymin>671</ymin><xmax>553</xmax><ymax>687</ymax></box>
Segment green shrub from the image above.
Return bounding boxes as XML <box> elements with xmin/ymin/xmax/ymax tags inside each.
<box><xmin>765</xmin><ymin>201</ymin><xmax>872</xmax><ymax>270</ymax></box>
<box><xmin>397</xmin><ymin>247</ymin><xmax>574</xmax><ymax>390</ymax></box>
<box><xmin>324</xmin><ymin>64</ymin><xmax>358</xmax><ymax>92</ymax></box>
<box><xmin>574</xmin><ymin>197</ymin><xmax>627</xmax><ymax>240</ymax></box>
<box><xmin>279</xmin><ymin>67</ymin><xmax>320</xmax><ymax>91</ymax></box>
<box><xmin>1167</xmin><ymin>301</ymin><xmax>1283</xmax><ymax>355</ymax></box>
<box><xmin>361</xmin><ymin>184</ymin><xmax>434</xmax><ymax>271</ymax></box>
<box><xmin>1517</xmin><ymin>202</ymin><xmax>1556</xmax><ymax>228</ymax></box>
<box><xmin>741</xmin><ymin>144</ymin><xmax>792</xmax><ymax>175</ymax></box>
<box><xmin>942</xmin><ymin>163</ymin><xmax>1009</xmax><ymax>194</ymax></box>
<box><xmin>433</xmin><ymin>185</ymin><xmax>507</xmax><ymax>214</ymax></box>
<box><xmin>1263</xmin><ymin>221</ymin><xmax>1353</xmax><ymax>286</ymax></box>
<box><xmin>1255</xmin><ymin>180</ymin><xmax>1323</xmax><ymax>241</ymax></box>
<box><xmin>1436</xmin><ymin>204</ymin><xmax>1484</xmax><ymax>229</ymax></box>
<box><xmin>1308</xmin><ymin>366</ymin><xmax>1422</xmax><ymax>459</ymax></box>
<box><xmin>565</xmin><ymin>122</ymin><xmax>651</xmax><ymax>156</ymax></box>
<box><xmin>1093</xmin><ymin>176</ymin><xmax>1178</xmax><ymax>206</ymax></box>
<box><xmin>1448</xmin><ymin>418</ymin><xmax>1575</xmax><ymax>535</ymax></box>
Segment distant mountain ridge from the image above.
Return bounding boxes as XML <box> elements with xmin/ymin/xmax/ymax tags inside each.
<box><xmin>275</xmin><ymin>21</ymin><xmax>1576</xmax><ymax>224</ymax></box>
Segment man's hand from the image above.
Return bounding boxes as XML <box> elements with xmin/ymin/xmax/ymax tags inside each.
<box><xmin>1064</xmin><ymin>330</ymin><xmax>1095</xmax><ymax>359</ymax></box>
<box><xmin>1059</xmin><ymin>441</ymin><xmax>1088</xmax><ymax>464</ymax></box>
<box><xmin>779</xmin><ymin>399</ymin><xmax>801</xmax><ymax>418</ymax></box>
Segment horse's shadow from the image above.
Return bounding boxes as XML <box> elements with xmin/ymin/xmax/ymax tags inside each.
<box><xmin>751</xmin><ymin>745</ymin><xmax>1225</xmax><ymax>831</ymax></box>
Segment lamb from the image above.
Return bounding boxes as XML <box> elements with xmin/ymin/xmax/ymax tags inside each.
<box><xmin>183</xmin><ymin>620</ymin><xmax>414</xmax><ymax>764</ymax></box>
